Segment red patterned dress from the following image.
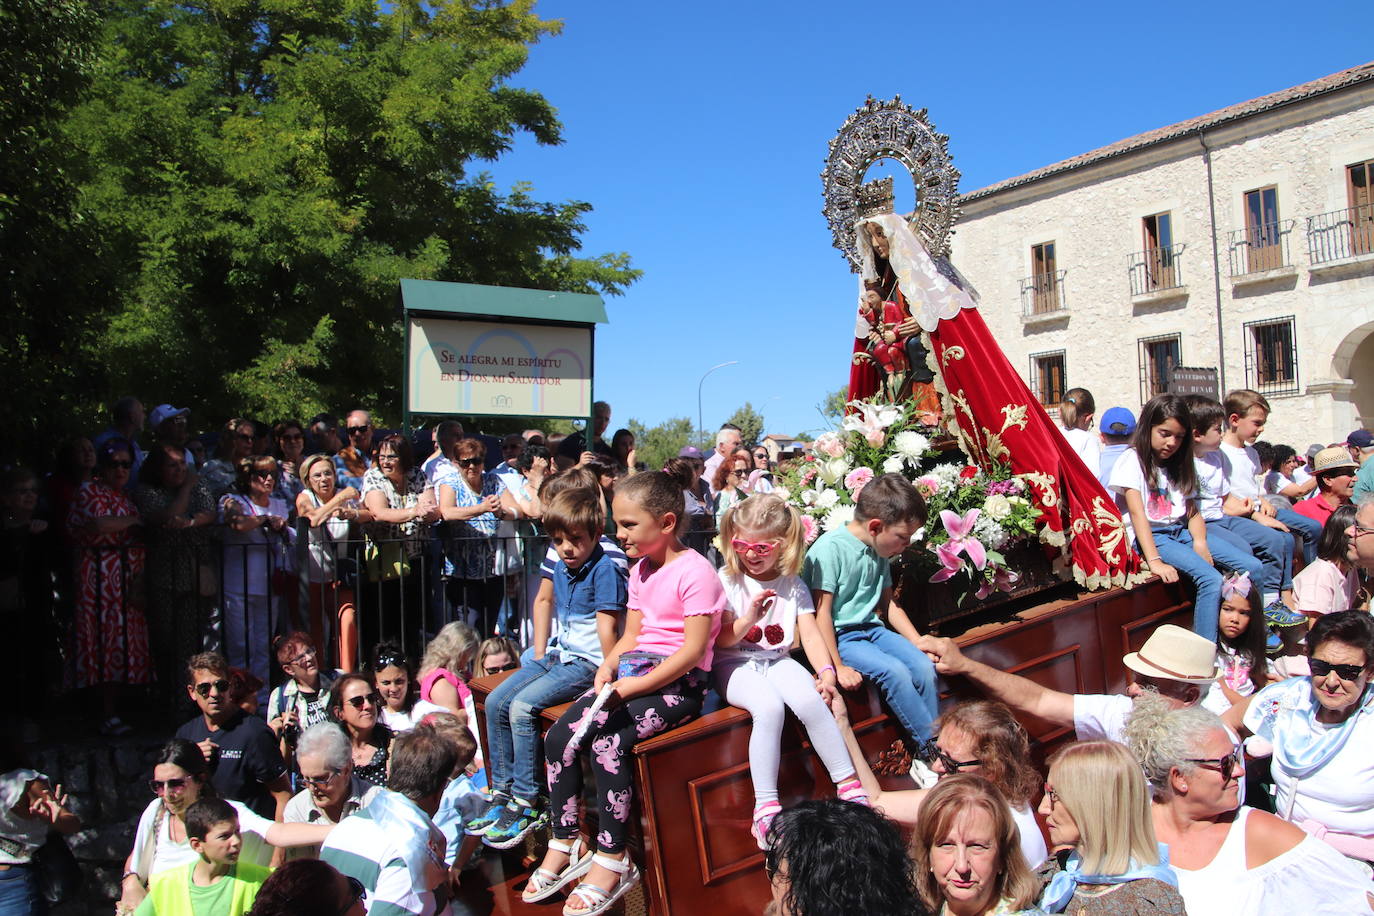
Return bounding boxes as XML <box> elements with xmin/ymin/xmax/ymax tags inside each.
<box><xmin>68</xmin><ymin>480</ymin><xmax>151</xmax><ymax>687</ymax></box>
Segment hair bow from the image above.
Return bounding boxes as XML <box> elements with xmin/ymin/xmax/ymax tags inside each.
<box><xmin>1220</xmin><ymin>572</ymin><xmax>1252</xmax><ymax>601</ymax></box>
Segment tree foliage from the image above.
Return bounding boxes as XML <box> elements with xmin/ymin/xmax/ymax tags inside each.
<box><xmin>724</xmin><ymin>402</ymin><xmax>764</xmax><ymax>449</ymax></box>
<box><xmin>627</xmin><ymin>416</ymin><xmax>694</xmax><ymax>475</ymax></box>
<box><xmin>817</xmin><ymin>386</ymin><xmax>848</xmax><ymax>428</ymax></box>
<box><xmin>5</xmin><ymin>0</ymin><xmax>639</xmax><ymax>466</ymax></box>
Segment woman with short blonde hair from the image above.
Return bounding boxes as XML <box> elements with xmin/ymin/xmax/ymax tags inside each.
<box><xmin>1037</xmin><ymin>740</ymin><xmax>1184</xmax><ymax>913</ymax></box>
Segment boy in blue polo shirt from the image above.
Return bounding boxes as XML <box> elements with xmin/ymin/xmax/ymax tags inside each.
<box><xmin>468</xmin><ymin>487</ymin><xmax>627</xmax><ymax>847</ymax></box>
<box><xmin>805</xmin><ymin>473</ymin><xmax>938</xmax><ymax>745</ymax></box>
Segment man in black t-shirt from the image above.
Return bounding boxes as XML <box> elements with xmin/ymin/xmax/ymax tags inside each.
<box><xmin>175</xmin><ymin>651</ymin><xmax>291</xmax><ymax>821</ymax></box>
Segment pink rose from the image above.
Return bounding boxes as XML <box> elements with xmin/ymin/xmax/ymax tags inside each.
<box><xmin>814</xmin><ymin>432</ymin><xmax>846</xmax><ymax>458</ymax></box>
<box><xmin>843</xmin><ymin>467</ymin><xmax>874</xmax><ymax>498</ymax></box>
<box><xmin>864</xmin><ymin>429</ymin><xmax>885</xmax><ymax>448</ymax></box>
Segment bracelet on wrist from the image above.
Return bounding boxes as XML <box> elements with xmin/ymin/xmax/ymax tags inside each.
<box><xmin>819</xmin><ymin>665</ymin><xmax>836</xmax><ymax>676</ymax></box>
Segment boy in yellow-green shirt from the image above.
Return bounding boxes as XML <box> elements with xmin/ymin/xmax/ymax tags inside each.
<box><xmin>134</xmin><ymin>798</ymin><xmax>269</xmax><ymax>916</ymax></box>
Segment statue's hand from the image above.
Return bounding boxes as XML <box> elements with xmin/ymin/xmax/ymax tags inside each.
<box><xmin>896</xmin><ymin>316</ymin><xmax>921</xmax><ymax>337</ymax></box>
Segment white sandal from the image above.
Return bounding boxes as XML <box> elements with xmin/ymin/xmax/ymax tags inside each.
<box><xmin>522</xmin><ymin>836</ymin><xmax>593</xmax><ymax>903</ymax></box>
<box><xmin>562</xmin><ymin>852</ymin><xmax>640</xmax><ymax>916</ymax></box>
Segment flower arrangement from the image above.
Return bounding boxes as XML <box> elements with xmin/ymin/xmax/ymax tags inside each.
<box><xmin>778</xmin><ymin>400</ymin><xmax>1041</xmax><ymax>603</ymax></box>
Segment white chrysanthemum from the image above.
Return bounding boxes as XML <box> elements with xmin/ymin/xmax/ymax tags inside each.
<box><xmin>983</xmin><ymin>493</ymin><xmax>1012</xmax><ymax>521</ymax></box>
<box><xmin>823</xmin><ymin>504</ymin><xmax>856</xmax><ymax>531</ymax></box>
<box><xmin>882</xmin><ymin>455</ymin><xmax>906</xmax><ymax>475</ymax></box>
<box><xmin>928</xmin><ymin>463</ymin><xmax>964</xmax><ymax>491</ymax></box>
<box><xmin>973</xmin><ymin>512</ymin><xmax>1010</xmax><ymax>550</ymax></box>
<box><xmin>893</xmin><ymin>430</ymin><xmax>930</xmax><ymax>460</ymax></box>
<box><xmin>814</xmin><ymin>488</ymin><xmax>840</xmax><ymax>510</ymax></box>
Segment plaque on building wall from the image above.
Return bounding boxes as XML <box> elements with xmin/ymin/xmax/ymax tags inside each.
<box><xmin>1168</xmin><ymin>366</ymin><xmax>1219</xmax><ymax>400</ymax></box>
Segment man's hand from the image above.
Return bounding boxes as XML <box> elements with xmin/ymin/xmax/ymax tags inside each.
<box><xmin>915</xmin><ymin>635</ymin><xmax>969</xmax><ymax>676</ymax></box>
<box><xmin>197</xmin><ymin>738</ymin><xmax>217</xmax><ymax>763</ymax></box>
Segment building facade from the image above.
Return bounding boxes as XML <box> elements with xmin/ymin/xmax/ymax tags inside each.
<box><xmin>950</xmin><ymin>62</ymin><xmax>1374</xmax><ymax>448</ymax></box>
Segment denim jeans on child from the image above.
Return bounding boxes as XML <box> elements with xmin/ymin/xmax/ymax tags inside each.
<box><xmin>1206</xmin><ymin>515</ymin><xmax>1293</xmax><ymax>595</ymax></box>
<box><xmin>484</xmin><ymin>646</ymin><xmax>598</xmax><ymax>801</ymax></box>
<box><xmin>1274</xmin><ymin>508</ymin><xmax>1321</xmax><ymax>564</ymax></box>
<box><xmin>1151</xmin><ymin>524</ymin><xmax>1222</xmax><ymax>641</ymax></box>
<box><xmin>836</xmin><ymin>624</ymin><xmax>939</xmax><ymax>743</ymax></box>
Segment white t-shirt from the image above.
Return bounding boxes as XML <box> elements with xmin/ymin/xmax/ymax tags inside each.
<box><xmin>128</xmin><ymin>797</ymin><xmax>272</xmax><ymax>881</ymax></box>
<box><xmin>1202</xmin><ymin>644</ymin><xmax>1255</xmax><ymax>715</ymax></box>
<box><xmin>1108</xmin><ymin>448</ymin><xmax>1191</xmax><ymax>535</ymax></box>
<box><xmin>1072</xmin><ymin>693</ymin><xmax>1133</xmax><ymax>743</ymax></box>
<box><xmin>715</xmin><ymin>571</ymin><xmax>814</xmax><ymax>662</ymax></box>
<box><xmin>1219</xmin><ymin>442</ymin><xmax>1263</xmax><ymax>502</ymax></box>
<box><xmin>1011</xmin><ymin>802</ymin><xmax>1049</xmax><ymax>870</ymax></box>
<box><xmin>1060</xmin><ymin>426</ymin><xmax>1101</xmax><ymax>473</ymax></box>
<box><xmin>1194</xmin><ymin>452</ymin><xmax>1231</xmax><ymax>521</ymax></box>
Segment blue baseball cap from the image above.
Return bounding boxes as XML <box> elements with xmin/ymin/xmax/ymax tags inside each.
<box><xmin>1100</xmin><ymin>407</ymin><xmax>1137</xmax><ymax>436</ymax></box>
<box><xmin>1347</xmin><ymin>429</ymin><xmax>1374</xmax><ymax>450</ymax></box>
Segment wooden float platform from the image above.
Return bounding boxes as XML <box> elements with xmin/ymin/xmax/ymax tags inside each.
<box><xmin>456</xmin><ymin>576</ymin><xmax>1193</xmax><ymax>915</ymax></box>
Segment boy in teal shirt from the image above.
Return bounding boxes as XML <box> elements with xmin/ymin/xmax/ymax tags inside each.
<box><xmin>804</xmin><ymin>473</ymin><xmax>938</xmax><ymax>743</ymax></box>
<box><xmin>135</xmin><ymin>799</ymin><xmax>269</xmax><ymax>916</ymax></box>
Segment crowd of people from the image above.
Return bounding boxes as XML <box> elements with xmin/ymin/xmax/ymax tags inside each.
<box><xmin>3</xmin><ymin>385</ymin><xmax>1374</xmax><ymax>916</ymax></box>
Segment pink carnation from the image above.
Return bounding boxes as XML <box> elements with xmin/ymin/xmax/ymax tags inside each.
<box><xmin>914</xmin><ymin>476</ymin><xmax>940</xmax><ymax>499</ymax></box>
<box><xmin>843</xmin><ymin>466</ymin><xmax>874</xmax><ymax>498</ymax></box>
<box><xmin>800</xmin><ymin>515</ymin><xmax>819</xmax><ymax>544</ymax></box>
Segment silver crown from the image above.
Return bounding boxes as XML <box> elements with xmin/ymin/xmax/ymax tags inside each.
<box><xmin>855</xmin><ymin>176</ymin><xmax>895</xmax><ymax>218</ymax></box>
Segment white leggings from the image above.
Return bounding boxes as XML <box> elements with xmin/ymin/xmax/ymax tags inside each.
<box><xmin>715</xmin><ymin>654</ymin><xmax>856</xmax><ymax>805</ymax></box>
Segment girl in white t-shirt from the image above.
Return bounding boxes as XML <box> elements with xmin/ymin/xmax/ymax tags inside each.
<box><xmin>1057</xmin><ymin>387</ymin><xmax>1101</xmax><ymax>472</ymax></box>
<box><xmin>713</xmin><ymin>495</ymin><xmax>866</xmax><ymax>848</ymax></box>
<box><xmin>1203</xmin><ymin>572</ymin><xmax>1270</xmax><ymax>714</ymax></box>
<box><xmin>1109</xmin><ymin>394</ymin><xmax>1222</xmax><ymax>641</ymax></box>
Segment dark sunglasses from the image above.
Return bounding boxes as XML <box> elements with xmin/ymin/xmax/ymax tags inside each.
<box><xmin>148</xmin><ymin>777</ymin><xmax>190</xmax><ymax>794</ymax></box>
<box><xmin>1310</xmin><ymin>658</ymin><xmax>1366</xmax><ymax>681</ymax></box>
<box><xmin>375</xmin><ymin>652</ymin><xmax>406</xmax><ymax>670</ymax></box>
<box><xmin>338</xmin><ymin>875</ymin><xmax>367</xmax><ymax>915</ymax></box>
<box><xmin>235</xmin><ymin>433</ymin><xmax>254</xmax><ymax>442</ymax></box>
<box><xmin>280</xmin><ymin>433</ymin><xmax>304</xmax><ymax>441</ymax></box>
<box><xmin>107</xmin><ymin>460</ymin><xmax>134</xmax><ymax>469</ymax></box>
<box><xmin>347</xmin><ymin>426</ymin><xmax>369</xmax><ymax>435</ymax></box>
<box><xmin>483</xmin><ymin>662</ymin><xmax>519</xmax><ymax>676</ymax></box>
<box><xmin>252</xmin><ymin>468</ymin><xmax>276</xmax><ymax>479</ymax></box>
<box><xmin>918</xmin><ymin>739</ymin><xmax>982</xmax><ymax>774</ymax></box>
<box><xmin>457</xmin><ymin>457</ymin><xmax>484</xmax><ymax>468</ymax></box>
<box><xmin>194</xmin><ymin>679</ymin><xmax>230</xmax><ymax>697</ymax></box>
<box><xmin>344</xmin><ymin>692</ymin><xmax>382</xmax><ymax>710</ymax></box>
<box><xmin>753</xmin><ymin>453</ymin><xmax>768</xmax><ymax>460</ymax></box>
<box><xmin>1184</xmin><ymin>747</ymin><xmax>1243</xmax><ymax>782</ymax></box>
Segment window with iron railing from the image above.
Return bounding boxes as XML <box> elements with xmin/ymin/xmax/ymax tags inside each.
<box><xmin>1020</xmin><ymin>269</ymin><xmax>1066</xmax><ymax>315</ymax></box>
<box><xmin>1128</xmin><ymin>242</ymin><xmax>1185</xmax><ymax>295</ymax></box>
<box><xmin>1029</xmin><ymin>350</ymin><xmax>1066</xmax><ymax>406</ymax></box>
<box><xmin>1229</xmin><ymin>220</ymin><xmax>1293</xmax><ymax>276</ymax></box>
<box><xmin>1243</xmin><ymin>316</ymin><xmax>1299</xmax><ymax>396</ymax></box>
<box><xmin>1138</xmin><ymin>334</ymin><xmax>1181</xmax><ymax>403</ymax></box>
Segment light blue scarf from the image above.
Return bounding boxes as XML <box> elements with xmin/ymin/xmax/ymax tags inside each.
<box><xmin>1249</xmin><ymin>676</ymin><xmax>1374</xmax><ymax>778</ymax></box>
<box><xmin>1038</xmin><ymin>844</ymin><xmax>1178</xmax><ymax>913</ymax></box>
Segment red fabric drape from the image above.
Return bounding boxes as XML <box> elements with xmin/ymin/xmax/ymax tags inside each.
<box><xmin>926</xmin><ymin>307</ymin><xmax>1142</xmax><ymax>589</ymax></box>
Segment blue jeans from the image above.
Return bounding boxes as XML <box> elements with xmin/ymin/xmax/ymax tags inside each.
<box><xmin>837</xmin><ymin>624</ymin><xmax>938</xmax><ymax>743</ymax></box>
<box><xmin>1153</xmin><ymin>525</ymin><xmax>1222</xmax><ymax>642</ymax></box>
<box><xmin>0</xmin><ymin>865</ymin><xmax>41</xmax><ymax>916</ymax></box>
<box><xmin>1207</xmin><ymin>516</ymin><xmax>1293</xmax><ymax>594</ymax></box>
<box><xmin>1274</xmin><ymin>508</ymin><xmax>1321</xmax><ymax>564</ymax></box>
<box><xmin>485</xmin><ymin>646</ymin><xmax>598</xmax><ymax>801</ymax></box>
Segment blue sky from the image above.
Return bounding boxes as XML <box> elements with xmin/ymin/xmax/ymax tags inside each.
<box><xmin>481</xmin><ymin>0</ymin><xmax>1369</xmax><ymax>442</ymax></box>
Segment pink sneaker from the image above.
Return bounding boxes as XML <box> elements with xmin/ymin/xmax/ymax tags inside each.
<box><xmin>836</xmin><ymin>777</ymin><xmax>870</xmax><ymax>806</ymax></box>
<box><xmin>751</xmin><ymin>801</ymin><xmax>782</xmax><ymax>850</ymax></box>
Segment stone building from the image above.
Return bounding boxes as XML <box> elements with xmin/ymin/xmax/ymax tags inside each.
<box><xmin>950</xmin><ymin>61</ymin><xmax>1374</xmax><ymax>447</ymax></box>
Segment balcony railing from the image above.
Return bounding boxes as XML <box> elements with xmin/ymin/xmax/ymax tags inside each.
<box><xmin>1228</xmin><ymin>220</ymin><xmax>1294</xmax><ymax>276</ymax></box>
<box><xmin>1127</xmin><ymin>243</ymin><xmax>1185</xmax><ymax>296</ymax></box>
<box><xmin>1019</xmin><ymin>270</ymin><xmax>1067</xmax><ymax>316</ymax></box>
<box><xmin>1307</xmin><ymin>205</ymin><xmax>1374</xmax><ymax>265</ymax></box>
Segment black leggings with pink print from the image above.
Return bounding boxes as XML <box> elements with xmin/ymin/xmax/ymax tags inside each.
<box><xmin>544</xmin><ymin>670</ymin><xmax>707</xmax><ymax>853</ymax></box>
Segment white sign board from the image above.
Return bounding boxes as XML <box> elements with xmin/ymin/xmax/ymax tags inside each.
<box><xmin>407</xmin><ymin>317</ymin><xmax>592</xmax><ymax>418</ymax></box>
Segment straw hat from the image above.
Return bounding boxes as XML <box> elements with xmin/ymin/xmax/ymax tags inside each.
<box><xmin>1311</xmin><ymin>446</ymin><xmax>1358</xmax><ymax>475</ymax></box>
<box><xmin>1122</xmin><ymin>624</ymin><xmax>1219</xmax><ymax>683</ymax></box>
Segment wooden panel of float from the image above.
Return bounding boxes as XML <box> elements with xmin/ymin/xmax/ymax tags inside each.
<box><xmin>466</xmin><ymin>577</ymin><xmax>1193</xmax><ymax>915</ymax></box>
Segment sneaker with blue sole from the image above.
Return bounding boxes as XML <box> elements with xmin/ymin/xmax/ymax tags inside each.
<box><xmin>464</xmin><ymin>792</ymin><xmax>511</xmax><ymax>837</ymax></box>
<box><xmin>1265</xmin><ymin>627</ymin><xmax>1283</xmax><ymax>654</ymax></box>
<box><xmin>483</xmin><ymin>798</ymin><xmax>548</xmax><ymax>850</ymax></box>
<box><xmin>1263</xmin><ymin>600</ymin><xmax>1304</xmax><ymax>628</ymax></box>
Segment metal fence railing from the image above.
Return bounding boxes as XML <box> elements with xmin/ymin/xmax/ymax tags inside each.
<box><xmin>1227</xmin><ymin>220</ymin><xmax>1293</xmax><ymax>276</ymax></box>
<box><xmin>1306</xmin><ymin>205</ymin><xmax>1374</xmax><ymax>264</ymax></box>
<box><xmin>1127</xmin><ymin>243</ymin><xmax>1186</xmax><ymax>296</ymax></box>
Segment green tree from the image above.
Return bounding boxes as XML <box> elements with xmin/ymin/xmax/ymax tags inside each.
<box><xmin>627</xmin><ymin>416</ymin><xmax>694</xmax><ymax>474</ymax></box>
<box><xmin>12</xmin><ymin>0</ymin><xmax>639</xmax><ymax>461</ymax></box>
<box><xmin>818</xmin><ymin>386</ymin><xmax>849</xmax><ymax>427</ymax></box>
<box><xmin>724</xmin><ymin>402</ymin><xmax>764</xmax><ymax>449</ymax></box>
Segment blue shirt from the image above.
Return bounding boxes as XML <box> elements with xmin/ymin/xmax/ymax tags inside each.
<box><xmin>550</xmin><ymin>543</ymin><xmax>627</xmax><ymax>665</ymax></box>
<box><xmin>1098</xmin><ymin>443</ymin><xmax>1131</xmax><ymax>490</ymax></box>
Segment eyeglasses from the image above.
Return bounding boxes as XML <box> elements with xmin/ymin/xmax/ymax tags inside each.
<box><xmin>753</xmin><ymin>453</ymin><xmax>768</xmax><ymax>460</ymax></box>
<box><xmin>236</xmin><ymin>433</ymin><xmax>254</xmax><ymax>442</ymax></box>
<box><xmin>344</xmin><ymin>692</ymin><xmax>382</xmax><ymax>710</ymax></box>
<box><xmin>347</xmin><ymin>426</ymin><xmax>370</xmax><ymax>435</ymax></box>
<box><xmin>483</xmin><ymin>662</ymin><xmax>519</xmax><ymax>676</ymax></box>
<box><xmin>1184</xmin><ymin>747</ymin><xmax>1243</xmax><ymax>782</ymax></box>
<box><xmin>376</xmin><ymin>453</ymin><xmax>399</xmax><ymax>463</ymax></box>
<box><xmin>194</xmin><ymin>679</ymin><xmax>230</xmax><ymax>697</ymax></box>
<box><xmin>148</xmin><ymin>777</ymin><xmax>190</xmax><ymax>795</ymax></box>
<box><xmin>1042</xmin><ymin>784</ymin><xmax>1059</xmax><ymax>807</ymax></box>
<box><xmin>252</xmin><ymin>469</ymin><xmax>276</xmax><ymax>479</ymax></box>
<box><xmin>375</xmin><ymin>652</ymin><xmax>406</xmax><ymax>670</ymax></box>
<box><xmin>1310</xmin><ymin>658</ymin><xmax>1366</xmax><ymax>681</ymax></box>
<box><xmin>337</xmin><ymin>876</ymin><xmax>367</xmax><ymax>915</ymax></box>
<box><xmin>299</xmin><ymin>769</ymin><xmax>341</xmax><ymax>791</ymax></box>
<box><xmin>1351</xmin><ymin>523</ymin><xmax>1374</xmax><ymax>539</ymax></box>
<box><xmin>730</xmin><ymin>469</ymin><xmax>748</xmax><ymax>478</ymax></box>
<box><xmin>730</xmin><ymin>538</ymin><xmax>777</xmax><ymax>558</ymax></box>
<box><xmin>289</xmin><ymin>647</ymin><xmax>317</xmax><ymax>668</ymax></box>
<box><xmin>280</xmin><ymin>433</ymin><xmax>304</xmax><ymax>442</ymax></box>
<box><xmin>457</xmin><ymin>457</ymin><xmax>484</xmax><ymax>468</ymax></box>
<box><xmin>918</xmin><ymin>739</ymin><xmax>982</xmax><ymax>774</ymax></box>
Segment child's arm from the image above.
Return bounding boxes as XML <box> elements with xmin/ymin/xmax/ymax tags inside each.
<box><xmin>531</xmin><ymin>578</ymin><xmax>554</xmax><ymax>659</ymax></box>
<box><xmin>594</xmin><ymin>609</ymin><xmax>643</xmax><ymax>692</ymax></box>
<box><xmin>595</xmin><ymin>609</ymin><xmax>621</xmax><ymax>659</ymax></box>
<box><xmin>1221</xmin><ymin>494</ymin><xmax>1253</xmax><ymax>517</ymax></box>
<box><xmin>811</xmin><ymin>588</ymin><xmax>861</xmax><ymax>690</ymax></box>
<box><xmin>796</xmin><ymin>614</ymin><xmax>837</xmax><ymax>698</ymax></box>
<box><xmin>1187</xmin><ymin>505</ymin><xmax>1212</xmax><ymax>565</ymax></box>
<box><xmin>612</xmin><ymin>613</ymin><xmax>714</xmax><ymax>702</ymax></box>
<box><xmin>1122</xmin><ymin>489</ymin><xmax>1179</xmax><ymax>583</ymax></box>
<box><xmin>716</xmin><ymin>589</ymin><xmax>776</xmax><ymax>648</ymax></box>
<box><xmin>882</xmin><ymin>587</ymin><xmax>922</xmax><ymax>643</ymax></box>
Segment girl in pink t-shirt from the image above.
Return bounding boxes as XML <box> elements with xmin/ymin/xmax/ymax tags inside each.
<box><xmin>526</xmin><ymin>471</ymin><xmax>724</xmax><ymax>914</ymax></box>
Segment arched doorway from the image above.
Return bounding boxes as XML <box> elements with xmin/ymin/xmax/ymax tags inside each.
<box><xmin>1334</xmin><ymin>320</ymin><xmax>1374</xmax><ymax>429</ymax></box>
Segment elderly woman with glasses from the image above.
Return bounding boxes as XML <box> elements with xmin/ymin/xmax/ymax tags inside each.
<box><xmin>436</xmin><ymin>437</ymin><xmax>521</xmax><ymax>634</ymax></box>
<box><xmin>711</xmin><ymin>448</ymin><xmax>755</xmax><ymax>528</ymax></box>
<box><xmin>328</xmin><ymin>673</ymin><xmax>393</xmax><ymax>787</ymax></box>
<box><xmin>68</xmin><ymin>437</ymin><xmax>150</xmax><ymax>736</ymax></box>
<box><xmin>281</xmin><ymin>723</ymin><xmax>381</xmax><ymax>860</ymax></box>
<box><xmin>220</xmin><ymin>455</ymin><xmax>296</xmax><ymax>694</ymax></box>
<box><xmin>117</xmin><ymin>739</ymin><xmax>331</xmax><ymax>915</ymax></box>
<box><xmin>1128</xmin><ymin>692</ymin><xmax>1374</xmax><ymax>914</ymax></box>
<box><xmin>831</xmin><ymin>696</ymin><xmax>1048</xmax><ymax>870</ymax></box>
